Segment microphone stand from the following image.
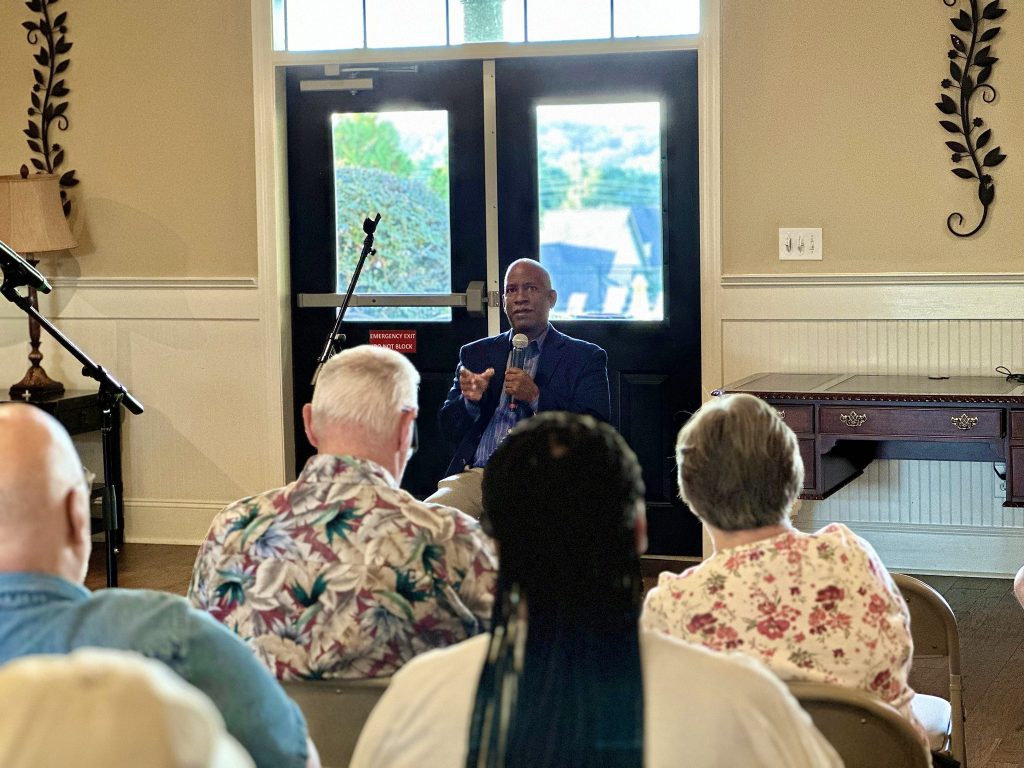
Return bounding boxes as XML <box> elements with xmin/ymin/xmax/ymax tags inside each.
<box><xmin>0</xmin><ymin>268</ymin><xmax>144</xmax><ymax>587</ymax></box>
<box><xmin>311</xmin><ymin>212</ymin><xmax>381</xmax><ymax>387</ymax></box>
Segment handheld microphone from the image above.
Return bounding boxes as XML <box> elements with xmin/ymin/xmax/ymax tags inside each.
<box><xmin>0</xmin><ymin>239</ymin><xmax>51</xmax><ymax>294</ymax></box>
<box><xmin>508</xmin><ymin>333</ymin><xmax>529</xmax><ymax>410</ymax></box>
<box><xmin>510</xmin><ymin>333</ymin><xmax>528</xmax><ymax>370</ymax></box>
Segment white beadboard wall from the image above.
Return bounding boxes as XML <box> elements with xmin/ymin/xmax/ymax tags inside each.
<box><xmin>0</xmin><ymin>279</ymin><xmax>287</xmax><ymax>545</ymax></box>
<box><xmin>716</xmin><ymin>287</ymin><xmax>1024</xmax><ymax>577</ymax></box>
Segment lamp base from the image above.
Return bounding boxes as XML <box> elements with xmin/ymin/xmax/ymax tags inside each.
<box><xmin>9</xmin><ymin>364</ymin><xmax>65</xmax><ymax>400</ymax></box>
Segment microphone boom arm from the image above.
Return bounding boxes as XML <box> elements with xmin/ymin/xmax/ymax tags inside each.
<box><xmin>0</xmin><ymin>281</ymin><xmax>143</xmax><ymax>415</ymax></box>
<box><xmin>310</xmin><ymin>212</ymin><xmax>381</xmax><ymax>387</ymax></box>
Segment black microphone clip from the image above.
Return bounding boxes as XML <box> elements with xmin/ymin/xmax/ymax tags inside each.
<box><xmin>0</xmin><ymin>238</ymin><xmax>52</xmax><ymax>294</ymax></box>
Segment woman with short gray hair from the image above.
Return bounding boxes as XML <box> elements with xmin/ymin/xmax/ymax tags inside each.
<box><xmin>642</xmin><ymin>393</ymin><xmax>927</xmax><ymax>746</ymax></box>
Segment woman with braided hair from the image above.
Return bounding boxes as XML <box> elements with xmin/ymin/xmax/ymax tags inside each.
<box><xmin>352</xmin><ymin>412</ymin><xmax>839</xmax><ymax>768</ymax></box>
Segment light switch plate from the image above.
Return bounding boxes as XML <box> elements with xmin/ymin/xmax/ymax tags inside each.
<box><xmin>779</xmin><ymin>227</ymin><xmax>823</xmax><ymax>260</ymax></box>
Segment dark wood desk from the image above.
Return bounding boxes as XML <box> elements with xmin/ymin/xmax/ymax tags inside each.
<box><xmin>714</xmin><ymin>374</ymin><xmax>1024</xmax><ymax>507</ymax></box>
<box><xmin>1</xmin><ymin>390</ymin><xmax>124</xmax><ymax>585</ymax></box>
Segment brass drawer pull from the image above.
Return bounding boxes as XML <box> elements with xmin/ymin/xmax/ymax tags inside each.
<box><xmin>840</xmin><ymin>411</ymin><xmax>867</xmax><ymax>427</ymax></box>
<box><xmin>775</xmin><ymin>408</ymin><xmax>786</xmax><ymax>419</ymax></box>
<box><xmin>950</xmin><ymin>413</ymin><xmax>979</xmax><ymax>430</ymax></box>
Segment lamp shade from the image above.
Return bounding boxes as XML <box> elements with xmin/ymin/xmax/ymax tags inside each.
<box><xmin>0</xmin><ymin>173</ymin><xmax>76</xmax><ymax>253</ymax></box>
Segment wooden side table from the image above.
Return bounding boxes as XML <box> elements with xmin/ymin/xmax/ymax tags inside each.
<box><xmin>1</xmin><ymin>390</ymin><xmax>124</xmax><ymax>586</ymax></box>
<box><xmin>715</xmin><ymin>373</ymin><xmax>1024</xmax><ymax>506</ymax></box>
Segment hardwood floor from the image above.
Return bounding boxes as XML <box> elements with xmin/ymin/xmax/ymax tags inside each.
<box><xmin>85</xmin><ymin>542</ymin><xmax>198</xmax><ymax>595</ymax></box>
<box><xmin>87</xmin><ymin>548</ymin><xmax>1024</xmax><ymax>767</ymax></box>
<box><xmin>910</xmin><ymin>575</ymin><xmax>1024</xmax><ymax>768</ymax></box>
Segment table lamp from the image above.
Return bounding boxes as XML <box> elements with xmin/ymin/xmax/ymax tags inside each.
<box><xmin>0</xmin><ymin>172</ymin><xmax>77</xmax><ymax>398</ymax></box>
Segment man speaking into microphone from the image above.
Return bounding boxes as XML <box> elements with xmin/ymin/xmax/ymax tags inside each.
<box><xmin>427</xmin><ymin>258</ymin><xmax>610</xmax><ymax>518</ymax></box>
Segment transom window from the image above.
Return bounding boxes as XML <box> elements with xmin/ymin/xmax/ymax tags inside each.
<box><xmin>275</xmin><ymin>0</ymin><xmax>699</xmax><ymax>51</ymax></box>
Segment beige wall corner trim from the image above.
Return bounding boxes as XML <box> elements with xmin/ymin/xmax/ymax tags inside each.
<box><xmin>49</xmin><ymin>277</ymin><xmax>258</xmax><ymax>289</ymax></box>
<box><xmin>252</xmin><ymin>0</ymin><xmax>294</xmax><ymax>486</ymax></box>
<box><xmin>698</xmin><ymin>0</ymin><xmax>723</xmax><ymax>404</ymax></box>
<box><xmin>0</xmin><ymin>279</ymin><xmax>261</xmax><ymax>321</ymax></box>
<box><xmin>721</xmin><ymin>272</ymin><xmax>1024</xmax><ymax>286</ymax></box>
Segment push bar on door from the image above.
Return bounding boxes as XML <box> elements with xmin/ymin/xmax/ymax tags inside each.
<box><xmin>297</xmin><ymin>280</ymin><xmax>491</xmax><ymax>316</ymax></box>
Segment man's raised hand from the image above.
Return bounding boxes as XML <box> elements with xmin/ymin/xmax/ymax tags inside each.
<box><xmin>459</xmin><ymin>366</ymin><xmax>495</xmax><ymax>403</ymax></box>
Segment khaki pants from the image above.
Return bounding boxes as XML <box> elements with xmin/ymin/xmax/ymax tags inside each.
<box><xmin>424</xmin><ymin>468</ymin><xmax>485</xmax><ymax>519</ymax></box>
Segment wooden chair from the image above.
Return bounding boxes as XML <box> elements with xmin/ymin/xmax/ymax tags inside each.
<box><xmin>787</xmin><ymin>681</ymin><xmax>932</xmax><ymax>768</ymax></box>
<box><xmin>281</xmin><ymin>677</ymin><xmax>390</xmax><ymax>768</ymax></box>
<box><xmin>893</xmin><ymin>573</ymin><xmax>966</xmax><ymax>767</ymax></box>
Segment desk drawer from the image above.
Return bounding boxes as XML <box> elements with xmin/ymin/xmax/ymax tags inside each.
<box><xmin>819</xmin><ymin>406</ymin><xmax>1002</xmax><ymax>438</ymax></box>
<box><xmin>1012</xmin><ymin>411</ymin><xmax>1024</xmax><ymax>440</ymax></box>
<box><xmin>770</xmin><ymin>404</ymin><xmax>813</xmax><ymax>433</ymax></box>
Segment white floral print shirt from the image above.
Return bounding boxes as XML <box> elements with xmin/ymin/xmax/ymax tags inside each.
<box><xmin>642</xmin><ymin>523</ymin><xmax>925</xmax><ymax>740</ymax></box>
<box><xmin>188</xmin><ymin>454</ymin><xmax>497</xmax><ymax>680</ymax></box>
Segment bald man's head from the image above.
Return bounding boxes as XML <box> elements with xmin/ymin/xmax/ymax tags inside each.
<box><xmin>0</xmin><ymin>404</ymin><xmax>92</xmax><ymax>581</ymax></box>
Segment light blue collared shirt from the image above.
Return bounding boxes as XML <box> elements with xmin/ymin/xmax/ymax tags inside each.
<box><xmin>468</xmin><ymin>326</ymin><xmax>549</xmax><ymax>467</ymax></box>
<box><xmin>0</xmin><ymin>572</ymin><xmax>309</xmax><ymax>768</ymax></box>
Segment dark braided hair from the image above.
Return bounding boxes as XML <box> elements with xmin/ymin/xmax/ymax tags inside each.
<box><xmin>467</xmin><ymin>412</ymin><xmax>646</xmax><ymax>768</ymax></box>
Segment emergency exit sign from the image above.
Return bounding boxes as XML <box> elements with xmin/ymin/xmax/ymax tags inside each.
<box><xmin>369</xmin><ymin>330</ymin><xmax>417</xmax><ymax>353</ymax></box>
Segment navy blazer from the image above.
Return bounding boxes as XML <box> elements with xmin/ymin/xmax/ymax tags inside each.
<box><xmin>438</xmin><ymin>326</ymin><xmax>610</xmax><ymax>476</ymax></box>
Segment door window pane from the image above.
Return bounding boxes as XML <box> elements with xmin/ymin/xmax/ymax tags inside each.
<box><xmin>614</xmin><ymin>0</ymin><xmax>700</xmax><ymax>37</ymax></box>
<box><xmin>449</xmin><ymin>0</ymin><xmax>525</xmax><ymax>44</ymax></box>
<box><xmin>526</xmin><ymin>0</ymin><xmax>610</xmax><ymax>42</ymax></box>
<box><xmin>366</xmin><ymin>0</ymin><xmax>448</xmax><ymax>48</ymax></box>
<box><xmin>285</xmin><ymin>0</ymin><xmax>363</xmax><ymax>51</ymax></box>
<box><xmin>536</xmin><ymin>102</ymin><xmax>664</xmax><ymax>321</ymax></box>
<box><xmin>333</xmin><ymin>111</ymin><xmax>452</xmax><ymax>321</ymax></box>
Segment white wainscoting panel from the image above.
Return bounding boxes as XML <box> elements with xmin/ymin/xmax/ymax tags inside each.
<box><xmin>720</xmin><ymin>318</ymin><xmax>1024</xmax><ymax>576</ymax></box>
<box><xmin>0</xmin><ymin>279</ymin><xmax>275</xmax><ymax>544</ymax></box>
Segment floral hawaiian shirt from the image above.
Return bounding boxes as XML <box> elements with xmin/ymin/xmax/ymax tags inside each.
<box><xmin>188</xmin><ymin>454</ymin><xmax>498</xmax><ymax>681</ymax></box>
<box><xmin>642</xmin><ymin>523</ymin><xmax>923</xmax><ymax>737</ymax></box>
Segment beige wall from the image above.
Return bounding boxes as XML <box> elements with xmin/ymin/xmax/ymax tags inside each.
<box><xmin>0</xmin><ymin>1</ymin><xmax>258</xmax><ymax>277</ymax></box>
<box><xmin>722</xmin><ymin>0</ymin><xmax>1024</xmax><ymax>275</ymax></box>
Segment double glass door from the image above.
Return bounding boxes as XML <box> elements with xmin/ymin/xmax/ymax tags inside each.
<box><xmin>287</xmin><ymin>50</ymin><xmax>702</xmax><ymax>554</ymax></box>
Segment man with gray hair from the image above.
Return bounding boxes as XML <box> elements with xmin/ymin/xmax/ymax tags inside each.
<box><xmin>189</xmin><ymin>345</ymin><xmax>497</xmax><ymax>680</ymax></box>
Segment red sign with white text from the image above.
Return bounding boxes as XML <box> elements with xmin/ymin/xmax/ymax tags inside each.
<box><xmin>369</xmin><ymin>329</ymin><xmax>417</xmax><ymax>354</ymax></box>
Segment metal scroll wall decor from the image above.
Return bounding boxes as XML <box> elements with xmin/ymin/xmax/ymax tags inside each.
<box><xmin>937</xmin><ymin>0</ymin><xmax>1007</xmax><ymax>237</ymax></box>
<box><xmin>21</xmin><ymin>0</ymin><xmax>78</xmax><ymax>216</ymax></box>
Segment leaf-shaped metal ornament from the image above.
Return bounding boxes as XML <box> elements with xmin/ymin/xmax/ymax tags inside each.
<box><xmin>939</xmin><ymin>0</ymin><xmax>1008</xmax><ymax>237</ymax></box>
<box><xmin>19</xmin><ymin>0</ymin><xmax>78</xmax><ymax>216</ymax></box>
<box><xmin>936</xmin><ymin>94</ymin><xmax>958</xmax><ymax>114</ymax></box>
<box><xmin>983</xmin><ymin>1</ymin><xmax>1005</xmax><ymax>20</ymax></box>
<box><xmin>983</xmin><ymin>147</ymin><xmax>1006</xmax><ymax>167</ymax></box>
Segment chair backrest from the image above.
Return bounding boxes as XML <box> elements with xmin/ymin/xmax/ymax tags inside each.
<box><xmin>892</xmin><ymin>573</ymin><xmax>961</xmax><ymax>671</ymax></box>
<box><xmin>282</xmin><ymin>677</ymin><xmax>390</xmax><ymax>768</ymax></box>
<box><xmin>892</xmin><ymin>573</ymin><xmax>965</xmax><ymax>766</ymax></box>
<box><xmin>787</xmin><ymin>681</ymin><xmax>932</xmax><ymax>768</ymax></box>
